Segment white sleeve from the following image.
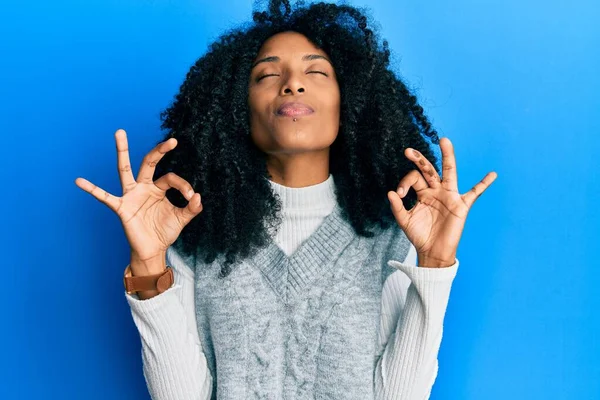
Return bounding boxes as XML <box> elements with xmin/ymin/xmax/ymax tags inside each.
<box><xmin>124</xmin><ymin>247</ymin><xmax>213</xmax><ymax>400</ymax></box>
<box><xmin>375</xmin><ymin>243</ymin><xmax>459</xmax><ymax>400</ymax></box>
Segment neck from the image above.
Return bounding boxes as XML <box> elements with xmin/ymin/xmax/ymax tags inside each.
<box><xmin>267</xmin><ymin>173</ymin><xmax>336</xmax><ymax>210</ymax></box>
<box><xmin>265</xmin><ymin>149</ymin><xmax>330</xmax><ymax>188</ymax></box>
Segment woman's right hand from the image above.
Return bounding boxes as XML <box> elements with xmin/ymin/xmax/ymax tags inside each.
<box><xmin>75</xmin><ymin>129</ymin><xmax>203</xmax><ymax>273</ymax></box>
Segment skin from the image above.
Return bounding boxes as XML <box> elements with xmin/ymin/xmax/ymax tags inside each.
<box><xmin>248</xmin><ymin>31</ymin><xmax>341</xmax><ymax>188</ymax></box>
<box><xmin>75</xmin><ymin>31</ymin><xmax>498</xmax><ymax>277</ymax></box>
<box><xmin>248</xmin><ymin>31</ymin><xmax>498</xmax><ymax>268</ymax></box>
<box><xmin>388</xmin><ymin>140</ymin><xmax>498</xmax><ymax>267</ymax></box>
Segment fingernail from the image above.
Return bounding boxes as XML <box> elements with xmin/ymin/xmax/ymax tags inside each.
<box><xmin>398</xmin><ymin>187</ymin><xmax>404</xmax><ymax>195</ymax></box>
<box><xmin>187</xmin><ymin>190</ymin><xmax>194</xmax><ymax>198</ymax></box>
<box><xmin>412</xmin><ymin>149</ymin><xmax>419</xmax><ymax>157</ymax></box>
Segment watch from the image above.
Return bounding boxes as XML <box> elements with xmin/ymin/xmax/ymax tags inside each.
<box><xmin>123</xmin><ymin>265</ymin><xmax>174</xmax><ymax>295</ymax></box>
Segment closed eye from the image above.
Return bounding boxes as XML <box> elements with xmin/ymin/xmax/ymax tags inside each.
<box><xmin>256</xmin><ymin>74</ymin><xmax>278</xmax><ymax>82</ymax></box>
<box><xmin>256</xmin><ymin>71</ymin><xmax>329</xmax><ymax>82</ymax></box>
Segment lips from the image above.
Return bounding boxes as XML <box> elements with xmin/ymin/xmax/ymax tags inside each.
<box><xmin>276</xmin><ymin>102</ymin><xmax>314</xmax><ymax>117</ymax></box>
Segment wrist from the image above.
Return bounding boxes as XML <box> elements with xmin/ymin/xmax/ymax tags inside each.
<box><xmin>130</xmin><ymin>251</ymin><xmax>167</xmax><ymax>276</ymax></box>
<box><xmin>123</xmin><ymin>263</ymin><xmax>173</xmax><ymax>299</ymax></box>
<box><xmin>136</xmin><ymin>289</ymin><xmax>161</xmax><ymax>300</ymax></box>
<box><xmin>417</xmin><ymin>253</ymin><xmax>455</xmax><ymax>268</ymax></box>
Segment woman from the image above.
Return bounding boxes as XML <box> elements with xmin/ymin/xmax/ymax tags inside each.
<box><xmin>75</xmin><ymin>1</ymin><xmax>496</xmax><ymax>399</ymax></box>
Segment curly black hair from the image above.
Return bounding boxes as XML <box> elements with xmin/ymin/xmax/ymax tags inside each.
<box><xmin>154</xmin><ymin>0</ymin><xmax>442</xmax><ymax>278</ymax></box>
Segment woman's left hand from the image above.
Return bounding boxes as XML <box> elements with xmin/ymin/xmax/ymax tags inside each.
<box><xmin>387</xmin><ymin>137</ymin><xmax>497</xmax><ymax>268</ymax></box>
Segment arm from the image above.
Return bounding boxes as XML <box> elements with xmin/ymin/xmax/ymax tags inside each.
<box><xmin>375</xmin><ymin>244</ymin><xmax>459</xmax><ymax>400</ymax></box>
<box><xmin>125</xmin><ymin>247</ymin><xmax>213</xmax><ymax>400</ymax></box>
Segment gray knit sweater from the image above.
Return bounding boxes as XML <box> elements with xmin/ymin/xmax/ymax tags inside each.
<box><xmin>125</xmin><ymin>175</ymin><xmax>459</xmax><ymax>399</ymax></box>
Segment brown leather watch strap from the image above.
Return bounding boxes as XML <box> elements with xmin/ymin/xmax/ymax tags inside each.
<box><xmin>123</xmin><ymin>265</ymin><xmax>174</xmax><ymax>295</ymax></box>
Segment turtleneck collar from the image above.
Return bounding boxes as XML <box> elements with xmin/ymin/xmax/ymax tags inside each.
<box><xmin>266</xmin><ymin>174</ymin><xmax>337</xmax><ymax>210</ymax></box>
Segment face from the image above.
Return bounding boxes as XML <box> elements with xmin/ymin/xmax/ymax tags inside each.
<box><xmin>248</xmin><ymin>31</ymin><xmax>341</xmax><ymax>155</ymax></box>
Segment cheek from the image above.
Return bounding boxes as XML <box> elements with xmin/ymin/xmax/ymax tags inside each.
<box><xmin>248</xmin><ymin>92</ymin><xmax>267</xmax><ymax>122</ymax></box>
<box><xmin>324</xmin><ymin>86</ymin><xmax>341</xmax><ymax>119</ymax></box>
<box><xmin>247</xmin><ymin>90</ymin><xmax>258</xmax><ymax>113</ymax></box>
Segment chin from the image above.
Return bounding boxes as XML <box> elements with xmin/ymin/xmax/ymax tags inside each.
<box><xmin>270</xmin><ymin>132</ymin><xmax>334</xmax><ymax>153</ymax></box>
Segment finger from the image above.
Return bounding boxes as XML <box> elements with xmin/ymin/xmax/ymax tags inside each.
<box><xmin>153</xmin><ymin>172</ymin><xmax>196</xmax><ymax>201</ymax></box>
<box><xmin>461</xmin><ymin>171</ymin><xmax>498</xmax><ymax>209</ymax></box>
<box><xmin>75</xmin><ymin>177</ymin><xmax>122</xmax><ymax>212</ymax></box>
<box><xmin>115</xmin><ymin>129</ymin><xmax>137</xmax><ymax>194</ymax></box>
<box><xmin>439</xmin><ymin>137</ymin><xmax>458</xmax><ymax>192</ymax></box>
<box><xmin>387</xmin><ymin>191</ymin><xmax>410</xmax><ymax>229</ymax></box>
<box><xmin>137</xmin><ymin>138</ymin><xmax>177</xmax><ymax>184</ymax></box>
<box><xmin>174</xmin><ymin>192</ymin><xmax>204</xmax><ymax>227</ymax></box>
<box><xmin>405</xmin><ymin>147</ymin><xmax>441</xmax><ymax>188</ymax></box>
<box><xmin>396</xmin><ymin>169</ymin><xmax>429</xmax><ymax>197</ymax></box>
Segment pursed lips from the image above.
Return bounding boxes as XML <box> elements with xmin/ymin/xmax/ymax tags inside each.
<box><xmin>276</xmin><ymin>102</ymin><xmax>315</xmax><ymax>117</ymax></box>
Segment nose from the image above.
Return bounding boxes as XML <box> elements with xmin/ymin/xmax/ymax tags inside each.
<box><xmin>280</xmin><ymin>71</ymin><xmax>305</xmax><ymax>96</ymax></box>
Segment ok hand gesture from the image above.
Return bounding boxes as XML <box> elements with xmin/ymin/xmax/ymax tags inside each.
<box><xmin>75</xmin><ymin>129</ymin><xmax>203</xmax><ymax>272</ymax></box>
<box><xmin>387</xmin><ymin>137</ymin><xmax>497</xmax><ymax>268</ymax></box>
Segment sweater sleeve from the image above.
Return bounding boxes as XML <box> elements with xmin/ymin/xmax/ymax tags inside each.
<box><xmin>374</xmin><ymin>243</ymin><xmax>459</xmax><ymax>400</ymax></box>
<box><xmin>124</xmin><ymin>247</ymin><xmax>213</xmax><ymax>400</ymax></box>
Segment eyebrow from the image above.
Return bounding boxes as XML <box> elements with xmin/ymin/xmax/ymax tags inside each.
<box><xmin>251</xmin><ymin>54</ymin><xmax>333</xmax><ymax>70</ymax></box>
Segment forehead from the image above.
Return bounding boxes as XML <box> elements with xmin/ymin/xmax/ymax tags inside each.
<box><xmin>256</xmin><ymin>31</ymin><xmax>325</xmax><ymax>57</ymax></box>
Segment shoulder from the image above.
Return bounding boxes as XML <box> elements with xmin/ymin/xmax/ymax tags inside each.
<box><xmin>377</xmin><ymin>223</ymin><xmax>415</xmax><ymax>283</ymax></box>
<box><xmin>380</xmin><ymin>223</ymin><xmax>413</xmax><ymax>264</ymax></box>
<box><xmin>166</xmin><ymin>244</ymin><xmax>197</xmax><ymax>276</ymax></box>
<box><xmin>167</xmin><ymin>243</ymin><xmax>226</xmax><ymax>282</ymax></box>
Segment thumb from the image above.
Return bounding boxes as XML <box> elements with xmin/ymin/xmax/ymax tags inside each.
<box><xmin>388</xmin><ymin>191</ymin><xmax>409</xmax><ymax>229</ymax></box>
<box><xmin>177</xmin><ymin>193</ymin><xmax>203</xmax><ymax>227</ymax></box>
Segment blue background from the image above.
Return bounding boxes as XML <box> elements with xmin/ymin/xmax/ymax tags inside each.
<box><xmin>1</xmin><ymin>0</ymin><xmax>598</xmax><ymax>398</ymax></box>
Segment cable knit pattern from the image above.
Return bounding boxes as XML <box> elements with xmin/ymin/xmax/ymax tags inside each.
<box><xmin>193</xmin><ymin>203</ymin><xmax>405</xmax><ymax>399</ymax></box>
<box><xmin>124</xmin><ymin>174</ymin><xmax>459</xmax><ymax>399</ymax></box>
